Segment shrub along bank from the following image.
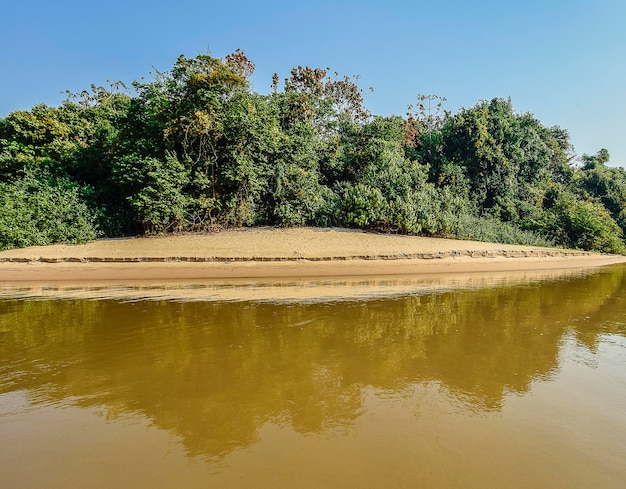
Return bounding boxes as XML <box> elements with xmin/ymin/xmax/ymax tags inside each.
<box><xmin>1</xmin><ymin>50</ymin><xmax>624</xmax><ymax>253</ymax></box>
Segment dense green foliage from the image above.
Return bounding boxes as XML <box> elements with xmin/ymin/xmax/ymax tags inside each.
<box><xmin>0</xmin><ymin>176</ymin><xmax>98</xmax><ymax>249</ymax></box>
<box><xmin>1</xmin><ymin>50</ymin><xmax>625</xmax><ymax>253</ymax></box>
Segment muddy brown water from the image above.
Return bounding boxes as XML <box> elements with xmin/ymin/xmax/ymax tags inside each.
<box><xmin>1</xmin><ymin>265</ymin><xmax>626</xmax><ymax>488</ymax></box>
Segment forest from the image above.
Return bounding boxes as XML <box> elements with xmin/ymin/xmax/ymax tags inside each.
<box><xmin>1</xmin><ymin>49</ymin><xmax>625</xmax><ymax>253</ymax></box>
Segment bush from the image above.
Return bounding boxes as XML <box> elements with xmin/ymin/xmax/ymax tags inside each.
<box><xmin>546</xmin><ymin>196</ymin><xmax>624</xmax><ymax>253</ymax></box>
<box><xmin>0</xmin><ymin>176</ymin><xmax>98</xmax><ymax>250</ymax></box>
<box><xmin>340</xmin><ymin>182</ymin><xmax>389</xmax><ymax>228</ymax></box>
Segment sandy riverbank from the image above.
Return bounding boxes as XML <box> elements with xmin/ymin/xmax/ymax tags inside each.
<box><xmin>1</xmin><ymin>227</ymin><xmax>625</xmax><ymax>283</ymax></box>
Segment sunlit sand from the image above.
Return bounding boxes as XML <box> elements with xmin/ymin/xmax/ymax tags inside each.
<box><xmin>1</xmin><ymin>227</ymin><xmax>624</xmax><ymax>301</ymax></box>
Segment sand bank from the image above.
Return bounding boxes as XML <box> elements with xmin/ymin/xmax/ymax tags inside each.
<box><xmin>1</xmin><ymin>228</ymin><xmax>624</xmax><ymax>302</ymax></box>
<box><xmin>0</xmin><ymin>227</ymin><xmax>624</xmax><ymax>283</ymax></box>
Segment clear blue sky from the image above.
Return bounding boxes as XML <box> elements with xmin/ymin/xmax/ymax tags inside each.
<box><xmin>2</xmin><ymin>0</ymin><xmax>625</xmax><ymax>165</ymax></box>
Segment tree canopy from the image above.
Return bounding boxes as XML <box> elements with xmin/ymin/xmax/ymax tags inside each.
<box><xmin>1</xmin><ymin>50</ymin><xmax>624</xmax><ymax>253</ymax></box>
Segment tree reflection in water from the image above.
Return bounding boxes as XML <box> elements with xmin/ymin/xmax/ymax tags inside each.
<box><xmin>1</xmin><ymin>264</ymin><xmax>625</xmax><ymax>461</ymax></box>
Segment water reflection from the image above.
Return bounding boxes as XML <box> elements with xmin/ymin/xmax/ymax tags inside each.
<box><xmin>0</xmin><ymin>267</ymin><xmax>608</xmax><ymax>303</ymax></box>
<box><xmin>2</xmin><ymin>265</ymin><xmax>625</xmax><ymax>466</ymax></box>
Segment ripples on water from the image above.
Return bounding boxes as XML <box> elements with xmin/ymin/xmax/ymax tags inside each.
<box><xmin>1</xmin><ymin>265</ymin><xmax>626</xmax><ymax>488</ymax></box>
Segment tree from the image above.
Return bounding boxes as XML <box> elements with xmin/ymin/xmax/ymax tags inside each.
<box><xmin>544</xmin><ymin>190</ymin><xmax>624</xmax><ymax>253</ymax></box>
<box><xmin>112</xmin><ymin>50</ymin><xmax>272</xmax><ymax>231</ymax></box>
<box><xmin>575</xmin><ymin>152</ymin><xmax>626</xmax><ymax>235</ymax></box>
<box><xmin>581</xmin><ymin>148</ymin><xmax>610</xmax><ymax>170</ymax></box>
<box><xmin>439</xmin><ymin>98</ymin><xmax>572</xmax><ymax>223</ymax></box>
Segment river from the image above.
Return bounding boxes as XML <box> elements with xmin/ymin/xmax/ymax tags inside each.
<box><xmin>1</xmin><ymin>265</ymin><xmax>625</xmax><ymax>488</ymax></box>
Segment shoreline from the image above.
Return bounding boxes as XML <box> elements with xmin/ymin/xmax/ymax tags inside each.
<box><xmin>1</xmin><ymin>227</ymin><xmax>625</xmax><ymax>283</ymax></box>
<box><xmin>1</xmin><ymin>254</ymin><xmax>625</xmax><ymax>282</ymax></box>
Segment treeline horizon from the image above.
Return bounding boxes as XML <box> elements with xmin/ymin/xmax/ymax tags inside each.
<box><xmin>1</xmin><ymin>49</ymin><xmax>626</xmax><ymax>253</ymax></box>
